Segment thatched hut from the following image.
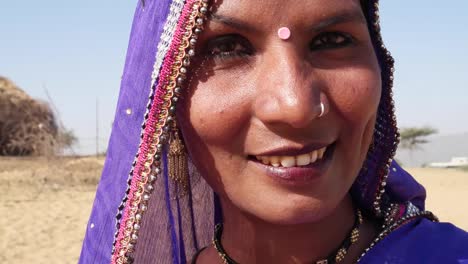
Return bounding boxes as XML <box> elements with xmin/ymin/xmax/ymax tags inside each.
<box><xmin>0</xmin><ymin>77</ymin><xmax>58</xmax><ymax>156</ymax></box>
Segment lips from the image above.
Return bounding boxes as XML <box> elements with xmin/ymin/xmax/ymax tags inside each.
<box><xmin>249</xmin><ymin>143</ymin><xmax>336</xmax><ymax>186</ymax></box>
<box><xmin>255</xmin><ymin>146</ymin><xmax>327</xmax><ymax>167</ymax></box>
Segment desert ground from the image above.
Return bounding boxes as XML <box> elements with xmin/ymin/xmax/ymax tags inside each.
<box><xmin>0</xmin><ymin>157</ymin><xmax>467</xmax><ymax>263</ymax></box>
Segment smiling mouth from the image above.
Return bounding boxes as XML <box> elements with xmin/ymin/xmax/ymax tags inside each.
<box><xmin>248</xmin><ymin>143</ymin><xmax>336</xmax><ymax>168</ymax></box>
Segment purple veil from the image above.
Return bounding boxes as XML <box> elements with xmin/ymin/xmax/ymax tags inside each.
<box><xmin>78</xmin><ymin>1</ymin><xmax>443</xmax><ymax>263</ymax></box>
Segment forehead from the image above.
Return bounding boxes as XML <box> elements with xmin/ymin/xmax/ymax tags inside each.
<box><xmin>212</xmin><ymin>0</ymin><xmax>364</xmax><ymax>28</ymax></box>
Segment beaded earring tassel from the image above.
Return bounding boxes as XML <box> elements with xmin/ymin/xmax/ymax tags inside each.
<box><xmin>168</xmin><ymin>126</ymin><xmax>189</xmax><ymax>193</ymax></box>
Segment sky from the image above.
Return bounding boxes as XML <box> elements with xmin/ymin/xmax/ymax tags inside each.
<box><xmin>1</xmin><ymin>1</ymin><xmax>467</xmax><ymax>155</ymax></box>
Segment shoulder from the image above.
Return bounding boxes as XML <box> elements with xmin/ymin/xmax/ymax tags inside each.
<box><xmin>405</xmin><ymin>219</ymin><xmax>468</xmax><ymax>253</ymax></box>
<box><xmin>360</xmin><ymin>218</ymin><xmax>468</xmax><ymax>264</ymax></box>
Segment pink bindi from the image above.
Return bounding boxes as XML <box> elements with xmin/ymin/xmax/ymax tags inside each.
<box><xmin>277</xmin><ymin>27</ymin><xmax>291</xmax><ymax>40</ymax></box>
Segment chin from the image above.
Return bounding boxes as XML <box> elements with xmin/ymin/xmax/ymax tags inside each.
<box><xmin>230</xmin><ymin>188</ymin><xmax>344</xmax><ymax>226</ymax></box>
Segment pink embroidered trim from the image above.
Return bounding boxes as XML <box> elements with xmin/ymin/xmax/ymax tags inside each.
<box><xmin>111</xmin><ymin>1</ymin><xmax>197</xmax><ymax>263</ymax></box>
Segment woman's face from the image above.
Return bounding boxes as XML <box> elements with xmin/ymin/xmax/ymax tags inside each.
<box><xmin>179</xmin><ymin>0</ymin><xmax>381</xmax><ymax>224</ymax></box>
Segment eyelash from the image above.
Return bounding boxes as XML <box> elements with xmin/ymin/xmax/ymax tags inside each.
<box><xmin>203</xmin><ymin>32</ymin><xmax>355</xmax><ymax>61</ymax></box>
<box><xmin>310</xmin><ymin>32</ymin><xmax>355</xmax><ymax>50</ymax></box>
<box><xmin>204</xmin><ymin>34</ymin><xmax>253</xmax><ymax>60</ymax></box>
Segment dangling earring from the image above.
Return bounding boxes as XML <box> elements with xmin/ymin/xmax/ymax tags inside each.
<box><xmin>168</xmin><ymin>121</ymin><xmax>189</xmax><ymax>194</ymax></box>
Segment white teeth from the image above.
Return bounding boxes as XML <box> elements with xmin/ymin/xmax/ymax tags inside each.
<box><xmin>310</xmin><ymin>150</ymin><xmax>318</xmax><ymax>163</ymax></box>
<box><xmin>255</xmin><ymin>146</ymin><xmax>329</xmax><ymax>167</ymax></box>
<box><xmin>296</xmin><ymin>153</ymin><xmax>311</xmax><ymax>166</ymax></box>
<box><xmin>318</xmin><ymin>147</ymin><xmax>326</xmax><ymax>159</ymax></box>
<box><xmin>280</xmin><ymin>156</ymin><xmax>295</xmax><ymax>168</ymax></box>
<box><xmin>270</xmin><ymin>156</ymin><xmax>280</xmax><ymax>167</ymax></box>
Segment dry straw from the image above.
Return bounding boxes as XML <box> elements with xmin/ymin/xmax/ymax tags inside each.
<box><xmin>0</xmin><ymin>76</ymin><xmax>59</xmax><ymax>156</ymax></box>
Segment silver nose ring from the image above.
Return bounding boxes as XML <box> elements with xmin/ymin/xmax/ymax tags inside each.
<box><xmin>318</xmin><ymin>102</ymin><xmax>325</xmax><ymax>118</ymax></box>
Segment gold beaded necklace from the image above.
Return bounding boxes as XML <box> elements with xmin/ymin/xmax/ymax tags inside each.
<box><xmin>212</xmin><ymin>209</ymin><xmax>363</xmax><ymax>264</ymax></box>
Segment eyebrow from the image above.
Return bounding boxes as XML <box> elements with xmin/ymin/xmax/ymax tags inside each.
<box><xmin>310</xmin><ymin>10</ymin><xmax>366</xmax><ymax>32</ymax></box>
<box><xmin>210</xmin><ymin>13</ymin><xmax>260</xmax><ymax>33</ymax></box>
<box><xmin>209</xmin><ymin>10</ymin><xmax>367</xmax><ymax>33</ymax></box>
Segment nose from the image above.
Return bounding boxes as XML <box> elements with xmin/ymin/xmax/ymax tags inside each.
<box><xmin>253</xmin><ymin>46</ymin><xmax>323</xmax><ymax>129</ymax></box>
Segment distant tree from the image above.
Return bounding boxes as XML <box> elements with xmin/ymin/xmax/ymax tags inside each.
<box><xmin>399</xmin><ymin>126</ymin><xmax>438</xmax><ymax>152</ymax></box>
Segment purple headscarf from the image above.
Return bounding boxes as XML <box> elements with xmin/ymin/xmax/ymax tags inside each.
<box><xmin>79</xmin><ymin>1</ymin><xmax>456</xmax><ymax>263</ymax></box>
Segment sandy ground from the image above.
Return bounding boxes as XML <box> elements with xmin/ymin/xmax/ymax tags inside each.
<box><xmin>0</xmin><ymin>157</ymin><xmax>101</xmax><ymax>264</ymax></box>
<box><xmin>407</xmin><ymin>167</ymin><xmax>468</xmax><ymax>230</ymax></box>
<box><xmin>0</xmin><ymin>157</ymin><xmax>467</xmax><ymax>263</ymax></box>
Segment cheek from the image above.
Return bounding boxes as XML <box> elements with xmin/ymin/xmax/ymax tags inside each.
<box><xmin>181</xmin><ymin>74</ymin><xmax>252</xmax><ymax>147</ymax></box>
<box><xmin>176</xmin><ymin>73</ymin><xmax>252</xmax><ymax>183</ymax></box>
<box><xmin>328</xmin><ymin>67</ymin><xmax>381</xmax><ymax>127</ymax></box>
<box><xmin>327</xmin><ymin>66</ymin><xmax>381</xmax><ymax>172</ymax></box>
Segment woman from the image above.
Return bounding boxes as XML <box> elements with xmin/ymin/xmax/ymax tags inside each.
<box><xmin>79</xmin><ymin>0</ymin><xmax>468</xmax><ymax>263</ymax></box>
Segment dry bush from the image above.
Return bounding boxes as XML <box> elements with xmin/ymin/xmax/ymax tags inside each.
<box><xmin>0</xmin><ymin>77</ymin><xmax>58</xmax><ymax>156</ymax></box>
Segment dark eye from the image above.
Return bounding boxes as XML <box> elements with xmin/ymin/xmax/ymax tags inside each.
<box><xmin>309</xmin><ymin>32</ymin><xmax>354</xmax><ymax>51</ymax></box>
<box><xmin>204</xmin><ymin>34</ymin><xmax>253</xmax><ymax>60</ymax></box>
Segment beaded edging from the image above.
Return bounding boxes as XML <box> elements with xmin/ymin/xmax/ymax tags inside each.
<box><xmin>353</xmin><ymin>0</ymin><xmax>399</xmax><ymax>217</ymax></box>
<box><xmin>357</xmin><ymin>202</ymin><xmax>438</xmax><ymax>261</ymax></box>
<box><xmin>368</xmin><ymin>0</ymin><xmax>399</xmax><ymax>217</ymax></box>
<box><xmin>111</xmin><ymin>1</ymin><xmax>211</xmax><ymax>263</ymax></box>
<box><xmin>112</xmin><ymin>0</ymin><xmax>186</xmax><ymax>252</ymax></box>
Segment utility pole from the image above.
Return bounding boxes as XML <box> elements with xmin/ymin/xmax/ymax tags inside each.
<box><xmin>96</xmin><ymin>98</ymin><xmax>99</xmax><ymax>157</ymax></box>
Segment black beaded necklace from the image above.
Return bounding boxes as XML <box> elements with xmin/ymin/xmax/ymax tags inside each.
<box><xmin>212</xmin><ymin>209</ymin><xmax>363</xmax><ymax>264</ymax></box>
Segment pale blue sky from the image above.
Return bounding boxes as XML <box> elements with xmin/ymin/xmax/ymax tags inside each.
<box><xmin>1</xmin><ymin>1</ymin><xmax>467</xmax><ymax>154</ymax></box>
